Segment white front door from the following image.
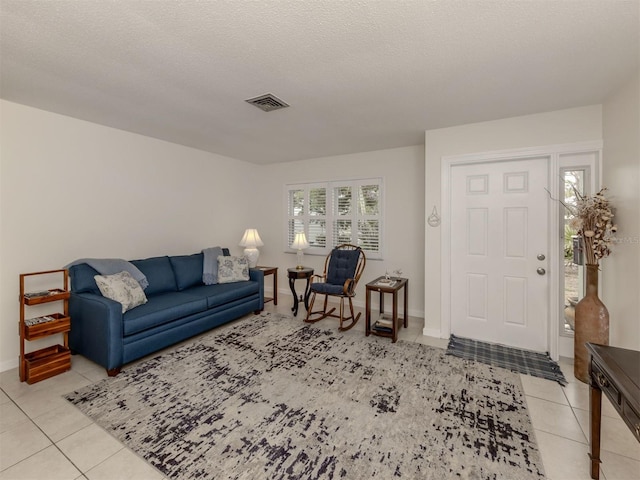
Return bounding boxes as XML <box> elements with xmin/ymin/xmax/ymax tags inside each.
<box><xmin>449</xmin><ymin>156</ymin><xmax>549</xmax><ymax>351</ymax></box>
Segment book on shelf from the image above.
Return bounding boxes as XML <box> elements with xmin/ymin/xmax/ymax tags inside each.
<box><xmin>24</xmin><ymin>315</ymin><xmax>57</xmax><ymax>326</ymax></box>
<box><xmin>372</xmin><ymin>318</ymin><xmax>394</xmax><ymax>332</ymax></box>
<box><xmin>23</xmin><ymin>291</ymin><xmax>51</xmax><ymax>299</ymax></box>
<box><xmin>373</xmin><ymin>325</ymin><xmax>392</xmax><ymax>333</ymax></box>
<box><xmin>376</xmin><ymin>318</ymin><xmax>393</xmax><ymax>327</ymax></box>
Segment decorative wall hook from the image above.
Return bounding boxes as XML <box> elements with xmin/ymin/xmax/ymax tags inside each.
<box><xmin>427</xmin><ymin>206</ymin><xmax>441</xmax><ymax>227</ymax></box>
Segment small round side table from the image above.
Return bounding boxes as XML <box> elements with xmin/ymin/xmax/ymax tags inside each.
<box><xmin>287</xmin><ymin>267</ymin><xmax>314</xmax><ymax>317</ymax></box>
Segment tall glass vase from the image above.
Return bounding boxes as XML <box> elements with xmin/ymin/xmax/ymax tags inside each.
<box><xmin>574</xmin><ymin>264</ymin><xmax>609</xmax><ymax>383</ymax></box>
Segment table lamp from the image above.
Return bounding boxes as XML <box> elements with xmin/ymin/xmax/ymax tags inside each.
<box><xmin>239</xmin><ymin>228</ymin><xmax>264</xmax><ymax>268</ymax></box>
<box><xmin>291</xmin><ymin>232</ymin><xmax>310</xmax><ymax>269</ymax></box>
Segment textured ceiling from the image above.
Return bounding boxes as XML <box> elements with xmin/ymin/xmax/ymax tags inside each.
<box><xmin>1</xmin><ymin>1</ymin><xmax>638</xmax><ymax>164</ymax></box>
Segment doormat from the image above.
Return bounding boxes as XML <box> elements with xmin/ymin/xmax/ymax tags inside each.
<box><xmin>446</xmin><ymin>334</ymin><xmax>568</xmax><ymax>386</ymax></box>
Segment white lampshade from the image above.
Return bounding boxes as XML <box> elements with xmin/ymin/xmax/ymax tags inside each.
<box><xmin>291</xmin><ymin>232</ymin><xmax>309</xmax><ymax>269</ymax></box>
<box><xmin>291</xmin><ymin>232</ymin><xmax>309</xmax><ymax>250</ymax></box>
<box><xmin>239</xmin><ymin>229</ymin><xmax>264</xmax><ymax>268</ymax></box>
<box><xmin>239</xmin><ymin>229</ymin><xmax>264</xmax><ymax>248</ymax></box>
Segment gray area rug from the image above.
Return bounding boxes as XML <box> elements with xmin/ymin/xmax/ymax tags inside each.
<box><xmin>65</xmin><ymin>313</ymin><xmax>546</xmax><ymax>479</ymax></box>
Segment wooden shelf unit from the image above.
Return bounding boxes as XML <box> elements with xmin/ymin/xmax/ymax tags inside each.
<box><xmin>19</xmin><ymin>269</ymin><xmax>71</xmax><ymax>384</ymax></box>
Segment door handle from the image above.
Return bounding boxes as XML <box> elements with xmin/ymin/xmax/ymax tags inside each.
<box><xmin>536</xmin><ymin>268</ymin><xmax>546</xmax><ymax>275</ymax></box>
<box><xmin>537</xmin><ymin>254</ymin><xmax>546</xmax><ymax>261</ymax></box>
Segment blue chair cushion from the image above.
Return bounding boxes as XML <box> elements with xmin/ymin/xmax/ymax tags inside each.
<box><xmin>131</xmin><ymin>256</ymin><xmax>177</xmax><ymax>296</ymax></box>
<box><xmin>310</xmin><ymin>282</ymin><xmax>345</xmax><ymax>295</ymax></box>
<box><xmin>326</xmin><ymin>248</ymin><xmax>361</xmax><ymax>286</ymax></box>
<box><xmin>169</xmin><ymin>253</ymin><xmax>204</xmax><ymax>291</ymax></box>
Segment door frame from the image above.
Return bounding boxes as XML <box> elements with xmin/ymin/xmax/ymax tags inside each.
<box><xmin>440</xmin><ymin>141</ymin><xmax>602</xmax><ymax>360</ymax></box>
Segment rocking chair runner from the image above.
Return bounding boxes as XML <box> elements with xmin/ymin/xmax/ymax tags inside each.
<box><xmin>304</xmin><ymin>244</ymin><xmax>366</xmax><ymax>331</ymax></box>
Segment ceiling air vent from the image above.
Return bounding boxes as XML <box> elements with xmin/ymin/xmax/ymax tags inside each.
<box><xmin>245</xmin><ymin>93</ymin><xmax>289</xmax><ymax>112</ymax></box>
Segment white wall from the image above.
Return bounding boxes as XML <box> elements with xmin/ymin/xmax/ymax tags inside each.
<box><xmin>257</xmin><ymin>145</ymin><xmax>425</xmax><ymax>317</ymax></box>
<box><xmin>424</xmin><ymin>105</ymin><xmax>603</xmax><ymax>335</ymax></box>
<box><xmin>0</xmin><ymin>100</ymin><xmax>257</xmax><ymax>370</ymax></box>
<box><xmin>602</xmin><ymin>71</ymin><xmax>640</xmax><ymax>350</ymax></box>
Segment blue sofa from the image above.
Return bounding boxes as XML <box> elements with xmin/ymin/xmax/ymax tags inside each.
<box><xmin>68</xmin><ymin>250</ymin><xmax>264</xmax><ymax>375</ymax></box>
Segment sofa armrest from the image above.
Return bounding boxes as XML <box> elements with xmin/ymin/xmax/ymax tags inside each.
<box><xmin>69</xmin><ymin>292</ymin><xmax>124</xmax><ymax>370</ymax></box>
<box><xmin>249</xmin><ymin>268</ymin><xmax>265</xmax><ymax>310</ymax></box>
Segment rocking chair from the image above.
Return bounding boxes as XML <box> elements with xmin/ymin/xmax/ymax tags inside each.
<box><xmin>304</xmin><ymin>244</ymin><xmax>366</xmax><ymax>331</ymax></box>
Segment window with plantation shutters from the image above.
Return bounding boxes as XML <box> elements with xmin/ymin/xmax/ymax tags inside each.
<box><xmin>357</xmin><ymin>183</ymin><xmax>381</xmax><ymax>252</ymax></box>
<box><xmin>285</xmin><ymin>178</ymin><xmax>383</xmax><ymax>259</ymax></box>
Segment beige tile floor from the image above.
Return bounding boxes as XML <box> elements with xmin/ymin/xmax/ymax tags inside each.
<box><xmin>1</xmin><ymin>302</ymin><xmax>639</xmax><ymax>479</ymax></box>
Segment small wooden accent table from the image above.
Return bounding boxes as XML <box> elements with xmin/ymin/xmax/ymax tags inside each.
<box><xmin>586</xmin><ymin>343</ymin><xmax>640</xmax><ymax>480</ymax></box>
<box><xmin>256</xmin><ymin>266</ymin><xmax>278</xmax><ymax>305</ymax></box>
<box><xmin>287</xmin><ymin>267</ymin><xmax>314</xmax><ymax>317</ymax></box>
<box><xmin>365</xmin><ymin>276</ymin><xmax>408</xmax><ymax>343</ymax></box>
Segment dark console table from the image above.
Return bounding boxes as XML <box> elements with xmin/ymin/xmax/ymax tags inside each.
<box><xmin>586</xmin><ymin>343</ymin><xmax>640</xmax><ymax>480</ymax></box>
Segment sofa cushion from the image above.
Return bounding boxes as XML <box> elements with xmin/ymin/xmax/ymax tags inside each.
<box><xmin>130</xmin><ymin>256</ymin><xmax>177</xmax><ymax>296</ymax></box>
<box><xmin>69</xmin><ymin>263</ymin><xmax>101</xmax><ymax>295</ymax></box>
<box><xmin>122</xmin><ymin>291</ymin><xmax>207</xmax><ymax>336</ymax></box>
<box><xmin>169</xmin><ymin>253</ymin><xmax>204</xmax><ymax>291</ymax></box>
<box><xmin>94</xmin><ymin>271</ymin><xmax>148</xmax><ymax>313</ymax></box>
<box><xmin>187</xmin><ymin>281</ymin><xmax>260</xmax><ymax>309</ymax></box>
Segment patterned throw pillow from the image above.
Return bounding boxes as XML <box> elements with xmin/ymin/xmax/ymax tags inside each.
<box><xmin>217</xmin><ymin>256</ymin><xmax>249</xmax><ymax>284</ymax></box>
<box><xmin>94</xmin><ymin>271</ymin><xmax>148</xmax><ymax>313</ymax></box>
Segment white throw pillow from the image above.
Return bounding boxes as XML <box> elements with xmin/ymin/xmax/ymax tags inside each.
<box><xmin>217</xmin><ymin>256</ymin><xmax>250</xmax><ymax>284</ymax></box>
<box><xmin>94</xmin><ymin>271</ymin><xmax>148</xmax><ymax>313</ymax></box>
